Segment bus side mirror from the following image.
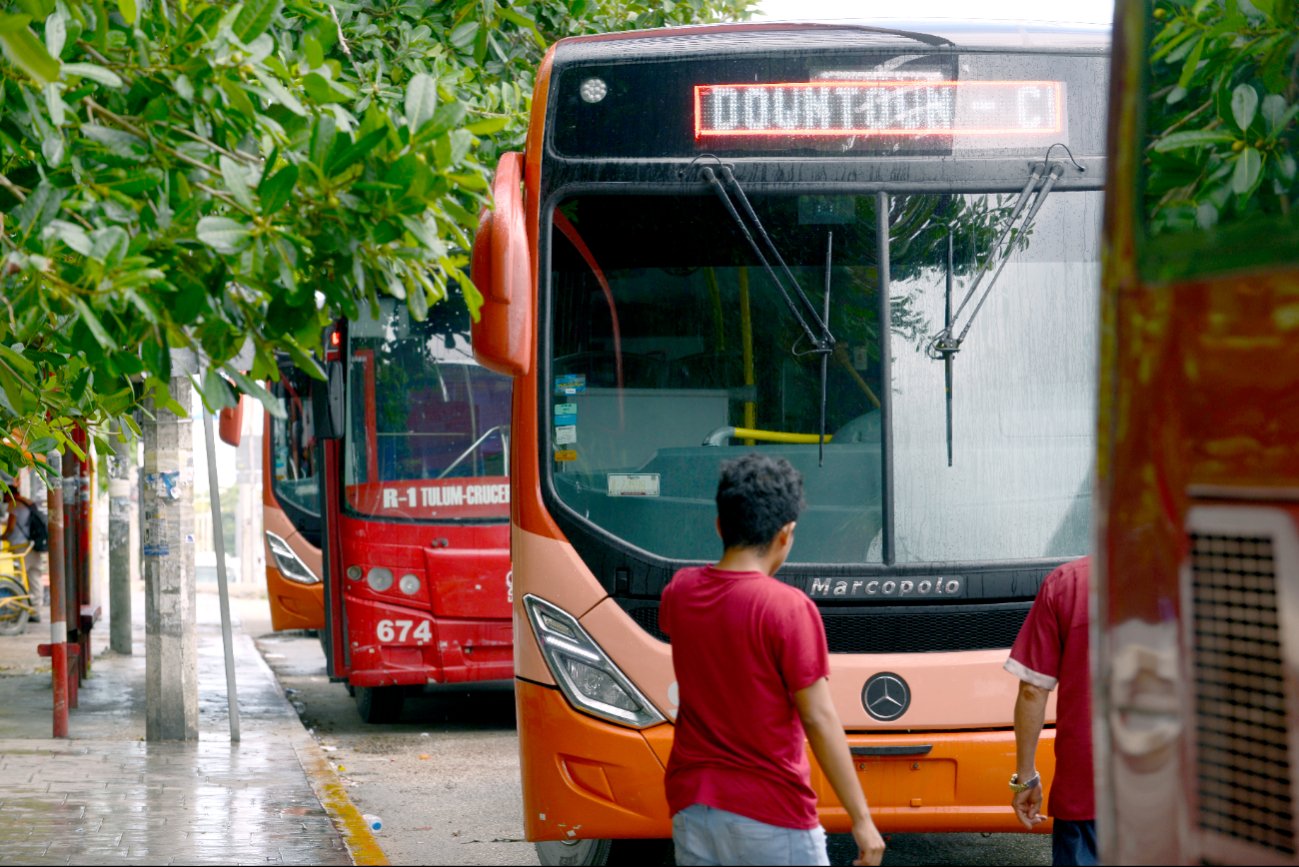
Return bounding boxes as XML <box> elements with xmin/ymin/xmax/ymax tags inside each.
<box><xmin>314</xmin><ymin>359</ymin><xmax>346</xmax><ymax>441</ymax></box>
<box><xmin>471</xmin><ymin>151</ymin><xmax>532</xmax><ymax>377</ymax></box>
<box><xmin>218</xmin><ymin>398</ymin><xmax>244</xmax><ymax>447</ymax></box>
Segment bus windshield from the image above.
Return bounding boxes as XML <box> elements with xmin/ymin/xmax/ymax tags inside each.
<box><xmin>548</xmin><ymin>189</ymin><xmax>1100</xmax><ymax>564</ymax></box>
<box><xmin>345</xmin><ymin>297</ymin><xmax>512</xmax><ymax>522</ymax></box>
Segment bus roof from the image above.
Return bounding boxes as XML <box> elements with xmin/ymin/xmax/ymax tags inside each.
<box><xmin>556</xmin><ymin>20</ymin><xmax>1110</xmax><ymax>56</ymax></box>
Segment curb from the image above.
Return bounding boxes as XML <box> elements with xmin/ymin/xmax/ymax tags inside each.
<box><xmin>293</xmin><ymin>737</ymin><xmax>390</xmax><ymax>866</ymax></box>
<box><xmin>245</xmin><ymin>633</ymin><xmax>389</xmax><ymax>866</ymax></box>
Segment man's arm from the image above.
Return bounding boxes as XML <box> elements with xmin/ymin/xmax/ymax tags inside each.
<box><xmin>1012</xmin><ymin>679</ymin><xmax>1051</xmax><ymax>830</ymax></box>
<box><xmin>794</xmin><ymin>677</ymin><xmax>886</xmax><ymax>867</ymax></box>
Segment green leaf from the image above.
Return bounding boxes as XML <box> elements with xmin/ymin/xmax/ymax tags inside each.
<box><xmin>199</xmin><ymin>367</ymin><xmax>237</xmax><ymax>411</ymax></box>
<box><xmin>80</xmin><ymin>124</ymin><xmax>146</xmax><ymax>159</ymax></box>
<box><xmin>196</xmin><ymin>216</ymin><xmax>252</xmax><ymax>254</ymax></box>
<box><xmin>1152</xmin><ymin>130</ymin><xmax>1236</xmax><ymax>152</ymax></box>
<box><xmin>1231</xmin><ymin>147</ymin><xmax>1262</xmax><ymax>194</ymax></box>
<box><xmin>68</xmin><ymin>296</ymin><xmax>117</xmax><ymax>350</ymax></box>
<box><xmin>278</xmin><ymin>335</ymin><xmax>324</xmax><ymax>380</ymax></box>
<box><xmin>61</xmin><ymin>61</ymin><xmax>123</xmax><ymax>87</ymax></box>
<box><xmin>116</xmin><ymin>0</ymin><xmax>137</xmax><ymax>25</ymax></box>
<box><xmin>232</xmin><ymin>0</ymin><xmax>281</xmax><ymax>44</ymax></box>
<box><xmin>251</xmin><ymin>68</ymin><xmax>305</xmax><ymax>116</ymax></box>
<box><xmin>220</xmin><ymin>155</ymin><xmax>255</xmax><ymax>210</ymax></box>
<box><xmin>44</xmin><ymin>8</ymin><xmax>65</xmax><ymax>58</ymax></box>
<box><xmin>88</xmin><ymin>225</ymin><xmax>129</xmax><ymax>266</ymax></box>
<box><xmin>449</xmin><ymin>21</ymin><xmax>478</xmax><ymax>50</ymax></box>
<box><xmin>223</xmin><ymin>365</ymin><xmax>284</xmax><ymax>418</ymax></box>
<box><xmin>303</xmin><ymin>34</ymin><xmax>323</xmax><ymax>69</ymax></box>
<box><xmin>465</xmin><ymin>116</ymin><xmax>509</xmax><ymax>135</ymax></box>
<box><xmin>46</xmin><ymin>220</ymin><xmax>90</xmax><ymax>255</ymax></box>
<box><xmin>0</xmin><ymin>15</ymin><xmax>60</xmax><ymax>84</ymax></box>
<box><xmin>0</xmin><ymin>344</ymin><xmax>38</xmax><ymax>379</ymax></box>
<box><xmin>258</xmin><ymin>163</ymin><xmax>297</xmax><ymax>214</ymax></box>
<box><xmin>1231</xmin><ymin>83</ymin><xmax>1259</xmax><ymax>132</ymax></box>
<box><xmin>1260</xmin><ymin>94</ymin><xmax>1292</xmax><ymax>134</ymax></box>
<box><xmin>405</xmin><ymin>72</ymin><xmax>438</xmax><ymax>131</ymax></box>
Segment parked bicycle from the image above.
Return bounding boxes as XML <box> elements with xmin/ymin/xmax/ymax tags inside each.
<box><xmin>0</xmin><ymin>542</ymin><xmax>38</xmax><ymax>636</ymax></box>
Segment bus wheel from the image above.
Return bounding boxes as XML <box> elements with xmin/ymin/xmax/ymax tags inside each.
<box><xmin>535</xmin><ymin>838</ymin><xmax>672</xmax><ymax>866</ymax></box>
<box><xmin>354</xmin><ymin>686</ymin><xmax>403</xmax><ymax>724</ymax></box>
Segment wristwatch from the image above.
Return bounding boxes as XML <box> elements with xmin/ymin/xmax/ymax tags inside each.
<box><xmin>1009</xmin><ymin>772</ymin><xmax>1040</xmax><ymax>794</ymax></box>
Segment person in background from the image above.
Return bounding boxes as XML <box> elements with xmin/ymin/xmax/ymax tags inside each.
<box><xmin>1</xmin><ymin>473</ymin><xmax>46</xmax><ymax>621</ymax></box>
<box><xmin>661</xmin><ymin>453</ymin><xmax>886</xmax><ymax>867</ymax></box>
<box><xmin>1004</xmin><ymin>556</ymin><xmax>1096</xmax><ymax>866</ymax></box>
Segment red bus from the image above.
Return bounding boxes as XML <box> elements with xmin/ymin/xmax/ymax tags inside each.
<box><xmin>473</xmin><ymin>19</ymin><xmax>1110</xmax><ymax>863</ymax></box>
<box><xmin>244</xmin><ymin>295</ymin><xmax>514</xmax><ymax>723</ymax></box>
<box><xmin>1095</xmin><ymin>1</ymin><xmax>1299</xmax><ymax>863</ymax></box>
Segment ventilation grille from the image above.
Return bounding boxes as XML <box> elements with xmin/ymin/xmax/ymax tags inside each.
<box><xmin>1189</xmin><ymin>531</ymin><xmax>1295</xmax><ymax>856</ymax></box>
<box><xmin>622</xmin><ymin>601</ymin><xmax>1030</xmax><ymax>654</ymax></box>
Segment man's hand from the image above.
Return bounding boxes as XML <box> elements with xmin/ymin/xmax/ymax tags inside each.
<box><xmin>1012</xmin><ymin>784</ymin><xmax>1045</xmax><ymax>830</ymax></box>
<box><xmin>851</xmin><ymin>816</ymin><xmax>886</xmax><ymax>866</ymax></box>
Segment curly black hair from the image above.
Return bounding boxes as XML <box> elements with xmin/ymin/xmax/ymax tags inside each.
<box><xmin>715</xmin><ymin>453</ymin><xmax>804</xmax><ymax>552</ymax></box>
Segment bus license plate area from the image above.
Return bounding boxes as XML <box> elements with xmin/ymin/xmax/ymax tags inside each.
<box><xmin>853</xmin><ymin>758</ymin><xmax>957</xmax><ymax>807</ymax></box>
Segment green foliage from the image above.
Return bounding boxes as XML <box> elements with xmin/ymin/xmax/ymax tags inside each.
<box><xmin>0</xmin><ymin>0</ymin><xmax>752</xmax><ymax>478</ymax></box>
<box><xmin>1145</xmin><ymin>0</ymin><xmax>1299</xmax><ymax>236</ymax></box>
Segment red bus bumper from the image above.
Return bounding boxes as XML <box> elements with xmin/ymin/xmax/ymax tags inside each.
<box><xmin>345</xmin><ymin>598</ymin><xmax>512</xmax><ymax>687</ymax></box>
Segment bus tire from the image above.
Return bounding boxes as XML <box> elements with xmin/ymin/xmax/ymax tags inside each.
<box><xmin>535</xmin><ymin>838</ymin><xmax>672</xmax><ymax>866</ymax></box>
<box><xmin>354</xmin><ymin>685</ymin><xmax>403</xmax><ymax>724</ymax></box>
<box><xmin>0</xmin><ymin>578</ymin><xmax>31</xmax><ymax>636</ymax></box>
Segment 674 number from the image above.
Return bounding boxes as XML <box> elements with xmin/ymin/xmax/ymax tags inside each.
<box><xmin>376</xmin><ymin>619</ymin><xmax>432</xmax><ymax>643</ymax></box>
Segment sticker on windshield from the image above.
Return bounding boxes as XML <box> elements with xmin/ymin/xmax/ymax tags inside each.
<box><xmin>608</xmin><ymin>473</ymin><xmax>660</xmax><ymax>497</ymax></box>
<box><xmin>555</xmin><ymin>403</ymin><xmax>577</xmax><ymax>424</ymax></box>
<box><xmin>555</xmin><ymin>425</ymin><xmax>577</xmax><ymax>445</ymax></box>
<box><xmin>554</xmin><ymin>449</ymin><xmax>578</xmax><ymax>462</ymax></box>
<box><xmin>555</xmin><ymin>374</ymin><xmax>586</xmax><ymax>395</ymax></box>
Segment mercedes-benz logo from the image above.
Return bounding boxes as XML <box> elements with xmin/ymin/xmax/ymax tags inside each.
<box><xmin>861</xmin><ymin>672</ymin><xmax>911</xmax><ymax>721</ymax></box>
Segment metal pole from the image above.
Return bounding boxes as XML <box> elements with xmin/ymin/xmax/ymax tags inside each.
<box><xmin>202</xmin><ymin>397</ymin><xmax>241</xmax><ymax>742</ymax></box>
<box><xmin>108</xmin><ymin>438</ymin><xmax>133</xmax><ymax>654</ymax></box>
<box><xmin>46</xmin><ymin>450</ymin><xmax>67</xmax><ymax>738</ymax></box>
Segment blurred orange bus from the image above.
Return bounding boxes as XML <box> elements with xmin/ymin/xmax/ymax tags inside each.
<box><xmin>1094</xmin><ymin>1</ymin><xmax>1299</xmax><ymax>863</ymax></box>
<box><xmin>473</xmin><ymin>19</ymin><xmax>1110</xmax><ymax>864</ymax></box>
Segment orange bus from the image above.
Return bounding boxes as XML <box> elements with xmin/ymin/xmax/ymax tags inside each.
<box><xmin>1095</xmin><ymin>1</ymin><xmax>1299</xmax><ymax>863</ymax></box>
<box><xmin>474</xmin><ymin>19</ymin><xmax>1109</xmax><ymax>863</ymax></box>
<box><xmin>261</xmin><ymin>358</ymin><xmax>327</xmax><ymax>633</ymax></box>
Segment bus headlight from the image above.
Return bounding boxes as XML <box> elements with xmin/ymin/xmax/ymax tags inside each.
<box><xmin>398</xmin><ymin>574</ymin><xmax>421</xmax><ymax>595</ymax></box>
<box><xmin>366</xmin><ymin>567</ymin><xmax>394</xmax><ymax>592</ymax></box>
<box><xmin>265</xmin><ymin>531</ymin><xmax>322</xmax><ymax>585</ymax></box>
<box><xmin>524</xmin><ymin>595</ymin><xmax>665</xmax><ymax>729</ymax></box>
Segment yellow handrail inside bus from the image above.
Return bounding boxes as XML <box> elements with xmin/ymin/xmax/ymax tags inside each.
<box><xmin>703</xmin><ymin>426</ymin><xmax>832</xmax><ymax>446</ymax></box>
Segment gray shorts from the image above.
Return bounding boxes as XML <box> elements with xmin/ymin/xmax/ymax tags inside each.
<box><xmin>672</xmin><ymin>803</ymin><xmax>829</xmax><ymax>866</ymax></box>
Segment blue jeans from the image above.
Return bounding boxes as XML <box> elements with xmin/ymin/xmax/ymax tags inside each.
<box><xmin>672</xmin><ymin>804</ymin><xmax>829</xmax><ymax>866</ymax></box>
<box><xmin>1052</xmin><ymin>819</ymin><xmax>1098</xmax><ymax>866</ymax></box>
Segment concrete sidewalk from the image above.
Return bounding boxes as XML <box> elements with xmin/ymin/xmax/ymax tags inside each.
<box><xmin>0</xmin><ymin>589</ymin><xmax>385</xmax><ymax>865</ymax></box>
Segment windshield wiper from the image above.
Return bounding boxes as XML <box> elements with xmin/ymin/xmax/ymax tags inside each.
<box><xmin>697</xmin><ymin>161</ymin><xmax>837</xmax><ymax>463</ymax></box>
<box><xmin>698</xmin><ymin>163</ymin><xmax>836</xmax><ymax>355</ymax></box>
<box><xmin>926</xmin><ymin>143</ymin><xmax>1085</xmax><ymax>466</ymax></box>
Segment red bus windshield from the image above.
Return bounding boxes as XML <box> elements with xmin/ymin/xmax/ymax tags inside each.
<box><xmin>344</xmin><ymin>298</ymin><xmax>511</xmax><ymax>522</ymax></box>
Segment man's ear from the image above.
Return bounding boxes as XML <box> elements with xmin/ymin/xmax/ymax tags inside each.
<box><xmin>778</xmin><ymin>521</ymin><xmax>796</xmax><ymax>549</ymax></box>
<box><xmin>716</xmin><ymin>517</ymin><xmax>723</xmax><ymax>540</ymax></box>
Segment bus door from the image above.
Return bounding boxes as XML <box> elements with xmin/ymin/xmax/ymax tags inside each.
<box><xmin>332</xmin><ymin>297</ymin><xmax>514</xmax><ymax>722</ymax></box>
<box><xmin>1097</xmin><ymin>1</ymin><xmax>1299</xmax><ymax>864</ymax></box>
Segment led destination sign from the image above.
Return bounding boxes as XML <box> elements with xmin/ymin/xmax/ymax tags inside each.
<box><xmin>694</xmin><ymin>80</ymin><xmax>1064</xmax><ymax>140</ymax></box>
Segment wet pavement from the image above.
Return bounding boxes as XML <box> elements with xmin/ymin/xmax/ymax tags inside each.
<box><xmin>0</xmin><ymin>586</ymin><xmax>384</xmax><ymax>865</ymax></box>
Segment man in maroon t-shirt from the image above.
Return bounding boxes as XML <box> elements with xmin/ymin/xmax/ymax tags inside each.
<box><xmin>1004</xmin><ymin>556</ymin><xmax>1096</xmax><ymax>866</ymax></box>
<box><xmin>661</xmin><ymin>454</ymin><xmax>885</xmax><ymax>867</ymax></box>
